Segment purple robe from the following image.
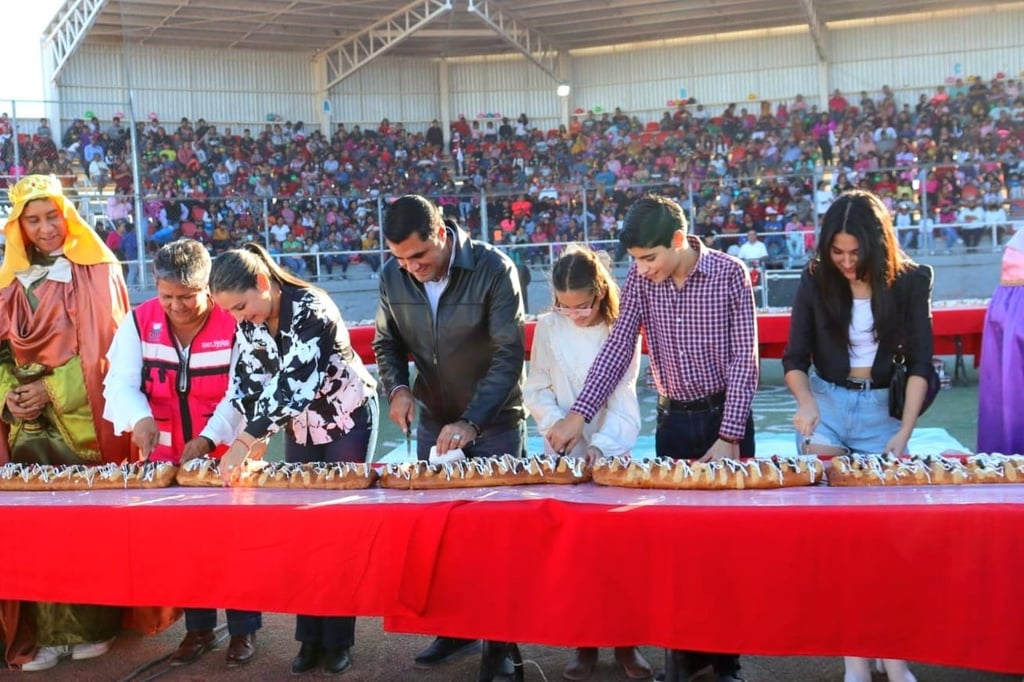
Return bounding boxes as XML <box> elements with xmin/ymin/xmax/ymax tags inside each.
<box><xmin>977</xmin><ymin>231</ymin><xmax>1024</xmax><ymax>454</ymax></box>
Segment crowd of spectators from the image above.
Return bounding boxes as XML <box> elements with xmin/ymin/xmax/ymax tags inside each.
<box><xmin>1</xmin><ymin>73</ymin><xmax>1022</xmax><ymax>278</ymax></box>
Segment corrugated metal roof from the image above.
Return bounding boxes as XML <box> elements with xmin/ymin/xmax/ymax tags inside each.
<box><xmin>63</xmin><ymin>0</ymin><xmax>1024</xmax><ymax>59</ymax></box>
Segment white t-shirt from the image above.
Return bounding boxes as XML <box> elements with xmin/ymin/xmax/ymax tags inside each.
<box><xmin>269</xmin><ymin>223</ymin><xmax>291</xmax><ymax>244</ymax></box>
<box><xmin>848</xmin><ymin>298</ymin><xmax>878</xmax><ymax>369</ymax></box>
<box><xmin>737</xmin><ymin>240</ymin><xmax>769</xmax><ymax>262</ymax></box>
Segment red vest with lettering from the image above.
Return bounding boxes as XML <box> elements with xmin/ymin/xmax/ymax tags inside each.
<box><xmin>134</xmin><ymin>299</ymin><xmax>236</xmax><ymax>463</ymax></box>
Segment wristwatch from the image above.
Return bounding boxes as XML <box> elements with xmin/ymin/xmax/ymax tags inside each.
<box><xmin>461</xmin><ymin>419</ymin><xmax>482</xmax><ymax>438</ymax></box>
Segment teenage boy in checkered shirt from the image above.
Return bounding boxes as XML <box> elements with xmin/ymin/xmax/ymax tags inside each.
<box><xmin>546</xmin><ymin>193</ymin><xmax>758</xmax><ymax>682</ymax></box>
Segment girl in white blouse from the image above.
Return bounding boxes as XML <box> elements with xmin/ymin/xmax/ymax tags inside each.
<box><xmin>523</xmin><ymin>245</ymin><xmax>649</xmax><ymax>682</ymax></box>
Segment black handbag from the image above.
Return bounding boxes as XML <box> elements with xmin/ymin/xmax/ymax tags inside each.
<box><xmin>888</xmin><ymin>345</ymin><xmax>941</xmax><ymax>420</ymax></box>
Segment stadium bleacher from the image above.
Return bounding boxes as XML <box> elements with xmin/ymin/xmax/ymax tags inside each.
<box><xmin>1</xmin><ymin>75</ymin><xmax>1021</xmax><ymax>280</ymax></box>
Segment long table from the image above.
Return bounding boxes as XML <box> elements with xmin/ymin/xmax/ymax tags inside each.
<box><xmin>349</xmin><ymin>307</ymin><xmax>989</xmax><ymax>376</ymax></box>
<box><xmin>2</xmin><ymin>484</ymin><xmax>1022</xmax><ymax>674</ymax></box>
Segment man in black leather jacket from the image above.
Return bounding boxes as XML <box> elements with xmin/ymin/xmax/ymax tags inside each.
<box><xmin>372</xmin><ymin>193</ymin><xmax>527</xmax><ymax>670</ymax></box>
<box><xmin>373</xmin><ymin>193</ymin><xmax>526</xmax><ymax>459</ymax></box>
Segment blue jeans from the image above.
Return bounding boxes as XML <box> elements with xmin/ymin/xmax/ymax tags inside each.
<box><xmin>800</xmin><ymin>372</ymin><xmax>901</xmax><ymax>454</ymax></box>
<box><xmin>915</xmin><ymin>227</ymin><xmax>934</xmax><ymax>252</ymax></box>
<box><xmin>938</xmin><ymin>225</ymin><xmax>959</xmax><ymax>249</ymax></box>
<box><xmin>282</xmin><ymin>256</ymin><xmax>306</xmax><ymax>274</ymax></box>
<box><xmin>416</xmin><ymin>418</ymin><xmax>525</xmax><ymax>461</ymax></box>
<box><xmin>185</xmin><ymin>608</ymin><xmax>261</xmax><ymax>636</ymax></box>
<box><xmin>899</xmin><ymin>229</ymin><xmax>916</xmax><ymax>250</ymax></box>
<box><xmin>125</xmin><ymin>261</ymin><xmax>139</xmax><ymax>286</ymax></box>
<box><xmin>324</xmin><ymin>254</ymin><xmax>350</xmax><ymax>276</ymax></box>
<box><xmin>362</xmin><ymin>253</ymin><xmax>380</xmax><ymax>273</ymax></box>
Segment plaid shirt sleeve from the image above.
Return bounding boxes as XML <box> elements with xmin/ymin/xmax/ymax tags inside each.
<box><xmin>719</xmin><ymin>260</ymin><xmax>759</xmax><ymax>439</ymax></box>
<box><xmin>571</xmin><ymin>265</ymin><xmax>644</xmax><ymax>422</ymax></box>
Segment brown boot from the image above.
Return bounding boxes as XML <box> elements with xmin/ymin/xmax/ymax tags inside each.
<box><xmin>563</xmin><ymin>647</ymin><xmax>598</xmax><ymax>681</ymax></box>
<box><xmin>615</xmin><ymin>646</ymin><xmax>653</xmax><ymax>680</ymax></box>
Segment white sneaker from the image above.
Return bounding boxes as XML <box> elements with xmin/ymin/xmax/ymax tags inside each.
<box><xmin>842</xmin><ymin>656</ymin><xmax>872</xmax><ymax>682</ymax></box>
<box><xmin>881</xmin><ymin>659</ymin><xmax>918</xmax><ymax>682</ymax></box>
<box><xmin>22</xmin><ymin>645</ymin><xmax>70</xmax><ymax>672</ymax></box>
<box><xmin>71</xmin><ymin>636</ymin><xmax>115</xmax><ymax>660</ymax></box>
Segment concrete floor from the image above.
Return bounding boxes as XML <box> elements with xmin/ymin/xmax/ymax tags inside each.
<box><xmin>10</xmin><ymin>612</ymin><xmax>1019</xmax><ymax>681</ymax></box>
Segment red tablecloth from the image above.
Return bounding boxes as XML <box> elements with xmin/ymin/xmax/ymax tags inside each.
<box><xmin>2</xmin><ymin>484</ymin><xmax>1022</xmax><ymax>674</ymax></box>
<box><xmin>349</xmin><ymin>307</ymin><xmax>987</xmax><ymax>363</ymax></box>
<box><xmin>930</xmin><ymin>306</ymin><xmax>987</xmax><ymax>363</ymax></box>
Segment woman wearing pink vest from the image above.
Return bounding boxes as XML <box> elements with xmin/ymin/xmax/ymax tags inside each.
<box><xmin>103</xmin><ymin>239</ymin><xmax>262</xmax><ymax>669</ymax></box>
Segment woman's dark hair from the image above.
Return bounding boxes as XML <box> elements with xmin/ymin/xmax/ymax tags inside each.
<box><xmin>619</xmin><ymin>194</ymin><xmax>687</xmax><ymax>250</ymax></box>
<box><xmin>209</xmin><ymin>242</ymin><xmax>311</xmax><ymax>294</ymax></box>
<box><xmin>813</xmin><ymin>189</ymin><xmax>912</xmax><ymax>347</ymax></box>
<box><xmin>550</xmin><ymin>245</ymin><xmax>619</xmax><ymax>325</ymax></box>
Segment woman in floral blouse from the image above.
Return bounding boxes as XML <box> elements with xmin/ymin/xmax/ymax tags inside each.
<box><xmin>209</xmin><ymin>242</ymin><xmax>377</xmax><ymax>677</ymax></box>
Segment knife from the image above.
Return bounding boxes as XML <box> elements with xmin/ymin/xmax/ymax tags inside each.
<box><xmin>405</xmin><ymin>416</ymin><xmax>412</xmax><ymax>457</ymax></box>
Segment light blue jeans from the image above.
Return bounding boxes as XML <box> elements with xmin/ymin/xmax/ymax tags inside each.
<box><xmin>797</xmin><ymin>372</ymin><xmax>903</xmax><ymax>454</ymax></box>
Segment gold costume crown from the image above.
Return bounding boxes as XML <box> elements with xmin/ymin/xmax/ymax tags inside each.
<box><xmin>7</xmin><ymin>174</ymin><xmax>64</xmax><ymax>213</ymax></box>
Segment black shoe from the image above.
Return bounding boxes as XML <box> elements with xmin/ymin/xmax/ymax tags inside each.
<box><xmin>654</xmin><ymin>662</ymin><xmax>718</xmax><ymax>681</ymax></box>
<box><xmin>480</xmin><ymin>641</ymin><xmax>517</xmax><ymax>679</ymax></box>
<box><xmin>322</xmin><ymin>647</ymin><xmax>351</xmax><ymax>675</ymax></box>
<box><xmin>413</xmin><ymin>636</ymin><xmax>481</xmax><ymax>668</ymax></box>
<box><xmin>715</xmin><ymin>674</ymin><xmax>744</xmax><ymax>682</ymax></box>
<box><xmin>291</xmin><ymin>642</ymin><xmax>321</xmax><ymax>675</ymax></box>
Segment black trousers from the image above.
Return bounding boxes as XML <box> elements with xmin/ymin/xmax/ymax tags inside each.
<box><xmin>654</xmin><ymin>400</ymin><xmax>755</xmax><ymax>459</ymax></box>
<box><xmin>295</xmin><ymin>615</ymin><xmax>355</xmax><ymax>648</ymax></box>
<box><xmin>655</xmin><ymin>398</ymin><xmax>754</xmax><ymax>677</ymax></box>
<box><xmin>416</xmin><ymin>418</ymin><xmax>525</xmax><ymax>462</ymax></box>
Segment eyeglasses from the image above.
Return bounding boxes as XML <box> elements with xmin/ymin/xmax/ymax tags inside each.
<box><xmin>553</xmin><ymin>297</ymin><xmax>596</xmax><ymax>318</ymax></box>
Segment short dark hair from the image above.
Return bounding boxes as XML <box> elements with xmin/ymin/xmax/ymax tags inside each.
<box><xmin>382</xmin><ymin>194</ymin><xmax>443</xmax><ymax>243</ymax></box>
<box><xmin>152</xmin><ymin>239</ymin><xmax>211</xmax><ymax>289</ymax></box>
<box><xmin>619</xmin><ymin>195</ymin><xmax>687</xmax><ymax>250</ymax></box>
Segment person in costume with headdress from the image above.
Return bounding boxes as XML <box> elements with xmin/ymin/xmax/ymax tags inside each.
<box><xmin>0</xmin><ymin>175</ymin><xmax>175</xmax><ymax>671</ymax></box>
<box><xmin>977</xmin><ymin>228</ymin><xmax>1024</xmax><ymax>455</ymax></box>
<box><xmin>0</xmin><ymin>174</ymin><xmax>131</xmax><ymax>466</ymax></box>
